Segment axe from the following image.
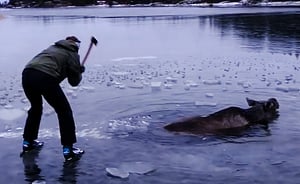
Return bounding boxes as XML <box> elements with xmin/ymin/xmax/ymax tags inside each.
<box><xmin>81</xmin><ymin>36</ymin><xmax>98</xmax><ymax>66</ymax></box>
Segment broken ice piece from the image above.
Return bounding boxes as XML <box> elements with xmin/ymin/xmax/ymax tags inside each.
<box><xmin>164</xmin><ymin>84</ymin><xmax>173</xmax><ymax>89</ymax></box>
<box><xmin>120</xmin><ymin>162</ymin><xmax>156</xmax><ymax>175</ymax></box>
<box><xmin>203</xmin><ymin>80</ymin><xmax>221</xmax><ymax>85</ymax></box>
<box><xmin>166</xmin><ymin>77</ymin><xmax>178</xmax><ymax>83</ymax></box>
<box><xmin>128</xmin><ymin>84</ymin><xmax>144</xmax><ymax>89</ymax></box>
<box><xmin>151</xmin><ymin>82</ymin><xmax>162</xmax><ymax>91</ymax></box>
<box><xmin>205</xmin><ymin>93</ymin><xmax>214</xmax><ymax>98</ymax></box>
<box><xmin>106</xmin><ymin>167</ymin><xmax>129</xmax><ymax>179</ymax></box>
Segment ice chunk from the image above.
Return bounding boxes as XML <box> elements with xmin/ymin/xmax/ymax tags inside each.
<box><xmin>120</xmin><ymin>162</ymin><xmax>155</xmax><ymax>175</ymax></box>
<box><xmin>205</xmin><ymin>93</ymin><xmax>214</xmax><ymax>98</ymax></box>
<box><xmin>128</xmin><ymin>84</ymin><xmax>144</xmax><ymax>89</ymax></box>
<box><xmin>117</xmin><ymin>85</ymin><xmax>126</xmax><ymax>89</ymax></box>
<box><xmin>106</xmin><ymin>168</ymin><xmax>129</xmax><ymax>179</ymax></box>
<box><xmin>151</xmin><ymin>82</ymin><xmax>162</xmax><ymax>91</ymax></box>
<box><xmin>4</xmin><ymin>104</ymin><xmax>13</xmax><ymax>109</ymax></box>
<box><xmin>0</xmin><ymin>108</ymin><xmax>25</xmax><ymax>121</ymax></box>
<box><xmin>184</xmin><ymin>85</ymin><xmax>190</xmax><ymax>91</ymax></box>
<box><xmin>184</xmin><ymin>80</ymin><xmax>199</xmax><ymax>87</ymax></box>
<box><xmin>21</xmin><ymin>98</ymin><xmax>29</xmax><ymax>103</ymax></box>
<box><xmin>166</xmin><ymin>77</ymin><xmax>178</xmax><ymax>83</ymax></box>
<box><xmin>106</xmin><ymin>162</ymin><xmax>155</xmax><ymax>179</ymax></box>
<box><xmin>285</xmin><ymin>75</ymin><xmax>293</xmax><ymax>81</ymax></box>
<box><xmin>203</xmin><ymin>80</ymin><xmax>221</xmax><ymax>85</ymax></box>
<box><xmin>164</xmin><ymin>84</ymin><xmax>173</xmax><ymax>89</ymax></box>
<box><xmin>242</xmin><ymin>82</ymin><xmax>251</xmax><ymax>88</ymax></box>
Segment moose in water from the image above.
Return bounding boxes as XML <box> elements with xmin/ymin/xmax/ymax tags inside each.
<box><xmin>164</xmin><ymin>98</ymin><xmax>279</xmax><ymax>135</ymax></box>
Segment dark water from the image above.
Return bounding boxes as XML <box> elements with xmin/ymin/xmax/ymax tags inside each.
<box><xmin>0</xmin><ymin>7</ymin><xmax>300</xmax><ymax>184</ymax></box>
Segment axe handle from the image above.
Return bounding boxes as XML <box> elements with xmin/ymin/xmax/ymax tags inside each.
<box><xmin>81</xmin><ymin>42</ymin><xmax>93</xmax><ymax>66</ymax></box>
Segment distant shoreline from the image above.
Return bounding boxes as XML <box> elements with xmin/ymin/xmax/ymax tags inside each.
<box><xmin>1</xmin><ymin>1</ymin><xmax>300</xmax><ymax>9</ymax></box>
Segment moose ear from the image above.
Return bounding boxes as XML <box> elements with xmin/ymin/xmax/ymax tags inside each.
<box><xmin>246</xmin><ymin>98</ymin><xmax>257</xmax><ymax>106</ymax></box>
<box><xmin>267</xmin><ymin>98</ymin><xmax>279</xmax><ymax>109</ymax></box>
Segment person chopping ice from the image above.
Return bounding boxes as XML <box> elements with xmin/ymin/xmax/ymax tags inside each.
<box><xmin>21</xmin><ymin>36</ymin><xmax>86</xmax><ymax>161</ymax></box>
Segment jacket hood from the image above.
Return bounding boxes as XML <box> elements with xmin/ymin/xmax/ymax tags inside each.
<box><xmin>55</xmin><ymin>39</ymin><xmax>79</xmax><ymax>52</ymax></box>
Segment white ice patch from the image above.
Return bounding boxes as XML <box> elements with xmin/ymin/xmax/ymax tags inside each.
<box><xmin>108</xmin><ymin>119</ymin><xmax>149</xmax><ymax>132</ymax></box>
<box><xmin>77</xmin><ymin>128</ymin><xmax>111</xmax><ymax>139</ymax></box>
<box><xmin>0</xmin><ymin>108</ymin><xmax>25</xmax><ymax>121</ymax></box>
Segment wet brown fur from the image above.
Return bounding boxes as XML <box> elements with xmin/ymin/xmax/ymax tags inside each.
<box><xmin>164</xmin><ymin>98</ymin><xmax>279</xmax><ymax>135</ymax></box>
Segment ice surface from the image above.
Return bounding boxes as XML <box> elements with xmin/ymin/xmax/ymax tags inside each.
<box><xmin>275</xmin><ymin>86</ymin><xmax>300</xmax><ymax>93</ymax></box>
<box><xmin>195</xmin><ymin>101</ymin><xmax>218</xmax><ymax>107</ymax></box>
<box><xmin>0</xmin><ymin>108</ymin><xmax>25</xmax><ymax>121</ymax></box>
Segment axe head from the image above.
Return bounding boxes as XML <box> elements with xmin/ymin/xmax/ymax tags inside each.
<box><xmin>91</xmin><ymin>36</ymin><xmax>98</xmax><ymax>46</ymax></box>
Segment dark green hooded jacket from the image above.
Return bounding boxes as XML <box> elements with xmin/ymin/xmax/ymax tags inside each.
<box><xmin>25</xmin><ymin>39</ymin><xmax>82</xmax><ymax>86</ymax></box>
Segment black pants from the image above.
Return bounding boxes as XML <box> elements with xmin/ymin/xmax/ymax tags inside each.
<box><xmin>22</xmin><ymin>68</ymin><xmax>76</xmax><ymax>146</ymax></box>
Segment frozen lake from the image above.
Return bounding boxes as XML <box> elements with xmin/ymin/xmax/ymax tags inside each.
<box><xmin>0</xmin><ymin>6</ymin><xmax>300</xmax><ymax>183</ymax></box>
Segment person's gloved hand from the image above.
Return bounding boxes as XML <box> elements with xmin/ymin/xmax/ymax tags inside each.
<box><xmin>80</xmin><ymin>65</ymin><xmax>85</xmax><ymax>73</ymax></box>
